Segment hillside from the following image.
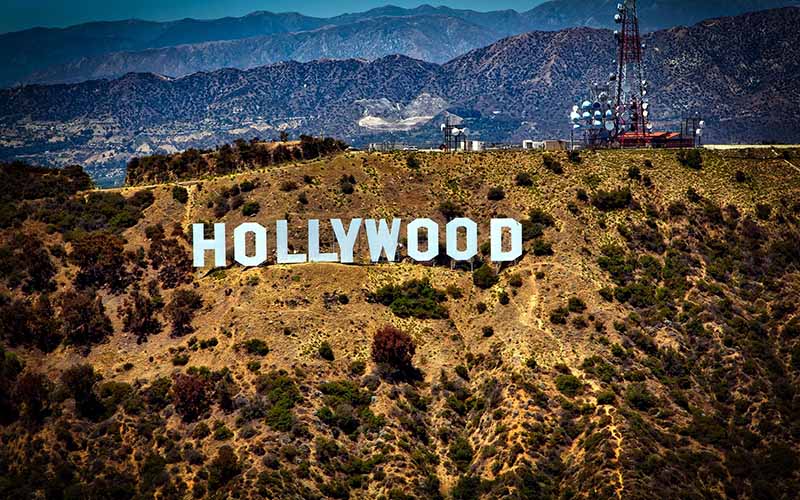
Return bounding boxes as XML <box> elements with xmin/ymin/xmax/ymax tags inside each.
<box><xmin>2</xmin><ymin>7</ymin><xmax>799</xmax><ymax>184</ymax></box>
<box><xmin>1</xmin><ymin>147</ymin><xmax>799</xmax><ymax>498</ymax></box>
<box><xmin>2</xmin><ymin>1</ymin><xmax>796</xmax><ymax>87</ymax></box>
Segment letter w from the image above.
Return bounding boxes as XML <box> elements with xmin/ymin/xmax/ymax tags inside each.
<box><xmin>365</xmin><ymin>219</ymin><xmax>401</xmax><ymax>262</ymax></box>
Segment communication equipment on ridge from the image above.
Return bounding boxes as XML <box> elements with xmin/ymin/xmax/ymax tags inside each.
<box><xmin>566</xmin><ymin>0</ymin><xmax>703</xmax><ymax>149</ymax></box>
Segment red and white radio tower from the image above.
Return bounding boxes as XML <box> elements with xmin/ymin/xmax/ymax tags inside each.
<box><xmin>613</xmin><ymin>0</ymin><xmax>651</xmax><ymax>145</ymax></box>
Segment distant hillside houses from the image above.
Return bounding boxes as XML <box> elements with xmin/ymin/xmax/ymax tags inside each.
<box><xmin>522</xmin><ymin>140</ymin><xmax>568</xmax><ymax>151</ymax></box>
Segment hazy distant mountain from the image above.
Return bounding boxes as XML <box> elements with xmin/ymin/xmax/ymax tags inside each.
<box><xmin>25</xmin><ymin>15</ymin><xmax>499</xmax><ymax>85</ymax></box>
<box><xmin>525</xmin><ymin>0</ymin><xmax>799</xmax><ymax>31</ymax></box>
<box><xmin>2</xmin><ymin>0</ymin><xmax>797</xmax><ymax>87</ymax></box>
<box><xmin>1</xmin><ymin>7</ymin><xmax>798</xmax><ymax>183</ymax></box>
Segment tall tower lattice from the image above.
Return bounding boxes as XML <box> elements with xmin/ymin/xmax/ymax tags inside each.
<box><xmin>613</xmin><ymin>0</ymin><xmax>651</xmax><ymax>143</ymax></box>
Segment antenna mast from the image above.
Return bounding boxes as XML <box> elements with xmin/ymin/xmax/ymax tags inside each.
<box><xmin>614</xmin><ymin>0</ymin><xmax>650</xmax><ymax>145</ymax></box>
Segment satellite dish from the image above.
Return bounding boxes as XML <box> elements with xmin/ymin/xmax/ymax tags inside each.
<box><xmin>614</xmin><ymin>30</ymin><xmax>620</xmax><ymax>39</ymax></box>
<box><xmin>642</xmin><ymin>110</ymin><xmax>649</xmax><ymax>118</ymax></box>
<box><xmin>617</xmin><ymin>3</ymin><xmax>624</xmax><ymax>11</ymax></box>
<box><xmin>605</xmin><ymin>121</ymin><xmax>615</xmax><ymax>131</ymax></box>
<box><xmin>581</xmin><ymin>100</ymin><xmax>592</xmax><ymax>110</ymax></box>
<box><xmin>440</xmin><ymin>124</ymin><xmax>446</xmax><ymax>130</ymax></box>
<box><xmin>599</xmin><ymin>92</ymin><xmax>608</xmax><ymax>100</ymax></box>
<box><xmin>594</xmin><ymin>110</ymin><xmax>602</xmax><ymax>118</ymax></box>
<box><xmin>642</xmin><ymin>102</ymin><xmax>649</xmax><ymax>110</ymax></box>
<box><xmin>593</xmin><ymin>120</ymin><xmax>603</xmax><ymax>128</ymax></box>
<box><xmin>570</xmin><ymin>111</ymin><xmax>581</xmax><ymax>121</ymax></box>
<box><xmin>605</xmin><ymin>110</ymin><xmax>614</xmax><ymax>118</ymax></box>
<box><xmin>614</xmin><ymin>14</ymin><xmax>622</xmax><ymax>23</ymax></box>
<box><xmin>699</xmin><ymin>120</ymin><xmax>706</xmax><ymax>128</ymax></box>
<box><xmin>609</xmin><ymin>73</ymin><xmax>617</xmax><ymax>81</ymax></box>
<box><xmin>573</xmin><ymin>124</ymin><xmax>582</xmax><ymax>130</ymax></box>
<box><xmin>647</xmin><ymin>123</ymin><xmax>654</xmax><ymax>130</ymax></box>
<box><xmin>696</xmin><ymin>129</ymin><xmax>703</xmax><ymax>136</ymax></box>
<box><xmin>582</xmin><ymin>111</ymin><xmax>591</xmax><ymax>119</ymax></box>
<box><xmin>572</xmin><ymin>105</ymin><xmax>579</xmax><ymax>112</ymax></box>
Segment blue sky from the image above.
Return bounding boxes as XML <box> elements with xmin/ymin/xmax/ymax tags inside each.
<box><xmin>2</xmin><ymin>1</ymin><xmax>547</xmax><ymax>33</ymax></box>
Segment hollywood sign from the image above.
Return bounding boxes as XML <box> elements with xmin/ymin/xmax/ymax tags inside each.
<box><xmin>192</xmin><ymin>218</ymin><xmax>522</xmax><ymax>267</ymax></box>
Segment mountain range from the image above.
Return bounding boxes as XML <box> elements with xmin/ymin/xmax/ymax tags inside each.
<box><xmin>2</xmin><ymin>0</ymin><xmax>797</xmax><ymax>87</ymax></box>
<box><xmin>1</xmin><ymin>6</ymin><xmax>798</xmax><ymax>185</ymax></box>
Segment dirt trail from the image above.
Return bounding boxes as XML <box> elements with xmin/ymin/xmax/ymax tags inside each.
<box><xmin>604</xmin><ymin>405</ymin><xmax>625</xmax><ymax>499</ymax></box>
<box><xmin>181</xmin><ymin>184</ymin><xmax>199</xmax><ymax>232</ymax></box>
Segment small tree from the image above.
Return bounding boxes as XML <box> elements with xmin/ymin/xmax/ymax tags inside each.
<box><xmin>372</xmin><ymin>325</ymin><xmax>416</xmax><ymax>371</ymax></box>
<box><xmin>172</xmin><ymin>373</ymin><xmax>210</xmax><ymax>421</ymax></box>
<box><xmin>61</xmin><ymin>364</ymin><xmax>103</xmax><ymax>419</ymax></box>
<box><xmin>120</xmin><ymin>289</ymin><xmax>163</xmax><ymax>343</ymax></box>
<box><xmin>14</xmin><ymin>371</ymin><xmax>50</xmax><ymax>423</ymax></box>
<box><xmin>208</xmin><ymin>445</ymin><xmax>241</xmax><ymax>490</ymax></box>
<box><xmin>69</xmin><ymin>231</ymin><xmax>129</xmax><ymax>291</ymax></box>
<box><xmin>57</xmin><ymin>289</ymin><xmax>113</xmax><ymax>349</ymax></box>
<box><xmin>164</xmin><ymin>289</ymin><xmax>203</xmax><ymax>336</ymax></box>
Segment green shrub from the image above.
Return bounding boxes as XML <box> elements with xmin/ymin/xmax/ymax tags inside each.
<box><xmin>172</xmin><ymin>352</ymin><xmax>190</xmax><ymax>366</ymax></box>
<box><xmin>255</xmin><ymin>370</ymin><xmax>301</xmax><ymax>431</ymax></box>
<box><xmin>532</xmin><ymin>240</ymin><xmax>554</xmax><ymax>256</ymax></box>
<box><xmin>555</xmin><ymin>374</ymin><xmax>582</xmax><ymax>397</ymax></box>
<box><xmin>567</xmin><ymin>297</ymin><xmax>587</xmax><ymax>313</ymax></box>
<box><xmin>487</xmin><ymin>187</ymin><xmax>505</xmax><ymax>201</ymax></box>
<box><xmin>515</xmin><ymin>172</ymin><xmax>534</xmax><ymax>187</ymax></box>
<box><xmin>375</xmin><ymin>278</ymin><xmax>448</xmax><ymax>319</ymax></box>
<box><xmin>625</xmin><ymin>383</ymin><xmax>655</xmax><ymax>410</ymax></box>
<box><xmin>596</xmin><ymin>390</ymin><xmax>616</xmax><ymax>405</ymax></box>
<box><xmin>241</xmin><ymin>201</ymin><xmax>260</xmax><ymax>216</ymax></box>
<box><xmin>543</xmin><ymin>154</ymin><xmax>563</xmax><ymax>174</ymax></box>
<box><xmin>339</xmin><ymin>175</ymin><xmax>356</xmax><ymax>195</ymax></box>
<box><xmin>592</xmin><ymin>188</ymin><xmax>632</xmax><ymax>211</ymax></box>
<box><xmin>528</xmin><ymin>208</ymin><xmax>555</xmax><ymax>227</ymax></box>
<box><xmin>677</xmin><ymin>149</ymin><xmax>703</xmax><ymax>169</ymax></box>
<box><xmin>318</xmin><ymin>341</ymin><xmax>335</xmax><ymax>361</ymax></box>
<box><xmin>449</xmin><ymin>436</ymin><xmax>474</xmax><ymax>471</ymax></box>
<box><xmin>473</xmin><ymin>264</ymin><xmax>498</xmax><ymax>289</ymax></box>
<box><xmin>755</xmin><ymin>203</ymin><xmax>772</xmax><ymax>220</ymax></box>
<box><xmin>208</xmin><ymin>446</ymin><xmax>241</xmax><ymax>490</ymax></box>
<box><xmin>350</xmin><ymin>360</ymin><xmax>366</xmax><ymax>375</ymax></box>
<box><xmin>439</xmin><ymin>201</ymin><xmax>464</xmax><ymax>221</ymax></box>
<box><xmin>242</xmin><ymin>339</ymin><xmax>269</xmax><ymax>356</ymax></box>
<box><xmin>172</xmin><ymin>186</ymin><xmax>188</xmax><ymax>204</ymax></box>
<box><xmin>549</xmin><ymin>307</ymin><xmax>569</xmax><ymax>324</ymax></box>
